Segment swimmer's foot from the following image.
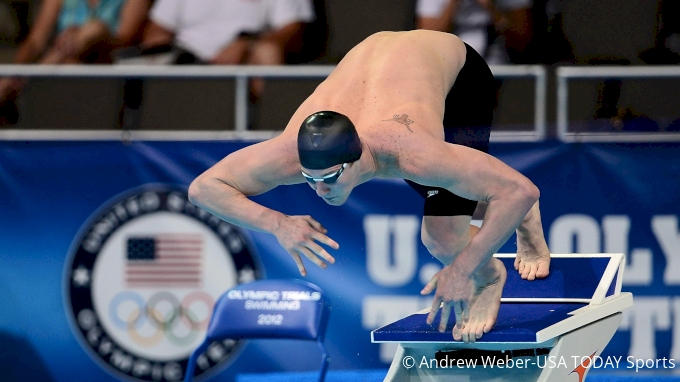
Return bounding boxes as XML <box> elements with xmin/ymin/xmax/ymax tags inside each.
<box><xmin>454</xmin><ymin>258</ymin><xmax>506</xmax><ymax>343</ymax></box>
<box><xmin>516</xmin><ymin>229</ymin><xmax>550</xmax><ymax>280</ymax></box>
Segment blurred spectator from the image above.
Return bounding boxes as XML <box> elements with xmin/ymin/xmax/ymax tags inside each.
<box><xmin>139</xmin><ymin>0</ymin><xmax>314</xmax><ymax>99</ymax></box>
<box><xmin>593</xmin><ymin>74</ymin><xmax>660</xmax><ymax>133</ymax></box>
<box><xmin>639</xmin><ymin>0</ymin><xmax>680</xmax><ymax>64</ymax></box>
<box><xmin>117</xmin><ymin>0</ymin><xmax>315</xmax><ymax>130</ymax></box>
<box><xmin>668</xmin><ymin>118</ymin><xmax>680</xmax><ymax>132</ymax></box>
<box><xmin>529</xmin><ymin>0</ymin><xmax>573</xmax><ymax>64</ymax></box>
<box><xmin>416</xmin><ymin>0</ymin><xmax>533</xmax><ymax>64</ymax></box>
<box><xmin>0</xmin><ymin>2</ymin><xmax>19</xmax><ymax>44</ymax></box>
<box><xmin>0</xmin><ymin>0</ymin><xmax>151</xmax><ymax>125</ymax></box>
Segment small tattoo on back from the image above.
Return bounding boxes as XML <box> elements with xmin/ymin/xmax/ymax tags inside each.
<box><xmin>382</xmin><ymin>114</ymin><xmax>414</xmax><ymax>132</ymax></box>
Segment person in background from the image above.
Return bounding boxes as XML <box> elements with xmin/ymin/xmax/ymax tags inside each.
<box><xmin>640</xmin><ymin>0</ymin><xmax>680</xmax><ymax>65</ymax></box>
<box><xmin>416</xmin><ymin>0</ymin><xmax>533</xmax><ymax>64</ymax></box>
<box><xmin>0</xmin><ymin>0</ymin><xmax>151</xmax><ymax>125</ymax></box>
<box><xmin>0</xmin><ymin>2</ymin><xmax>19</xmax><ymax>46</ymax></box>
<box><xmin>140</xmin><ymin>0</ymin><xmax>315</xmax><ymax>102</ymax></box>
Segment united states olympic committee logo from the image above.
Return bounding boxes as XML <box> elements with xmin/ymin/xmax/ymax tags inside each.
<box><xmin>64</xmin><ymin>186</ymin><xmax>262</xmax><ymax>381</ymax></box>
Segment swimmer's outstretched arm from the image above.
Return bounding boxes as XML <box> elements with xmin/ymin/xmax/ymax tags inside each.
<box><xmin>405</xmin><ymin>137</ymin><xmax>539</xmax><ymax>324</ymax></box>
<box><xmin>189</xmin><ymin>136</ymin><xmax>339</xmax><ymax>276</ymax></box>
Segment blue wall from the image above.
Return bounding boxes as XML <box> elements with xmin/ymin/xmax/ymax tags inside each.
<box><xmin>1</xmin><ymin>140</ymin><xmax>679</xmax><ymax>381</ymax></box>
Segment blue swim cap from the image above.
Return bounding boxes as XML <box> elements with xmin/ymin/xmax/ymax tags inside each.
<box><xmin>297</xmin><ymin>111</ymin><xmax>362</xmax><ymax>169</ymax></box>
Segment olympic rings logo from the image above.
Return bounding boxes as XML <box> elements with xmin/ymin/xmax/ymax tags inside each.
<box><xmin>108</xmin><ymin>291</ymin><xmax>215</xmax><ymax>347</ymax></box>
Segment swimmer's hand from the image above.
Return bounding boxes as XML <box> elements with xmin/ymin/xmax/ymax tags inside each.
<box><xmin>272</xmin><ymin>215</ymin><xmax>339</xmax><ymax>276</ymax></box>
<box><xmin>421</xmin><ymin>265</ymin><xmax>474</xmax><ymax>335</ymax></box>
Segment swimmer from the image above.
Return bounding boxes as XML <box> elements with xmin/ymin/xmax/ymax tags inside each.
<box><xmin>189</xmin><ymin>30</ymin><xmax>551</xmax><ymax>343</ymax></box>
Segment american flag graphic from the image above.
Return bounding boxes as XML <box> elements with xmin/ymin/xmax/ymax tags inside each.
<box><xmin>125</xmin><ymin>234</ymin><xmax>203</xmax><ymax>288</ymax></box>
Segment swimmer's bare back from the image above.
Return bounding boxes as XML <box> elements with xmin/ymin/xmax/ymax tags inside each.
<box><xmin>281</xmin><ymin>30</ymin><xmax>468</xmax><ymax>143</ymax></box>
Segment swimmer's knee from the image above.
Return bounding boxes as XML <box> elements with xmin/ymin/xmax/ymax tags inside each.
<box><xmin>421</xmin><ymin>219</ymin><xmax>470</xmax><ymax>263</ymax></box>
<box><xmin>422</xmin><ymin>233</ymin><xmax>468</xmax><ymax>260</ymax></box>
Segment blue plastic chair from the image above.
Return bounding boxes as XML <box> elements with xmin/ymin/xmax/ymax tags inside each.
<box><xmin>184</xmin><ymin>279</ymin><xmax>331</xmax><ymax>382</ymax></box>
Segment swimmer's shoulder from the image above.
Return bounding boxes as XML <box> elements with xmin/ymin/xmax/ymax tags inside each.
<box><xmin>364</xmin><ymin>31</ymin><xmax>467</xmax><ymax>79</ymax></box>
<box><xmin>359</xmin><ymin>30</ymin><xmax>462</xmax><ymax>46</ymax></box>
<box><xmin>408</xmin><ymin>30</ymin><xmax>467</xmax><ymax>74</ymax></box>
<box><xmin>241</xmin><ymin>129</ymin><xmax>302</xmax><ymax>184</ymax></box>
<box><xmin>365</xmin><ymin>30</ymin><xmax>466</xmax><ymax>55</ymax></box>
<box><xmin>359</xmin><ymin>120</ymin><xmax>441</xmax><ymax>178</ymax></box>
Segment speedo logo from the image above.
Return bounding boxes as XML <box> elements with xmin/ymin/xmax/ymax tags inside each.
<box><xmin>427</xmin><ymin>190</ymin><xmax>439</xmax><ymax>198</ymax></box>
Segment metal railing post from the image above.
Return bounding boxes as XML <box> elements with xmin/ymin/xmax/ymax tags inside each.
<box><xmin>534</xmin><ymin>66</ymin><xmax>547</xmax><ymax>141</ymax></box>
<box><xmin>556</xmin><ymin>69</ymin><xmax>569</xmax><ymax>141</ymax></box>
<box><xmin>235</xmin><ymin>74</ymin><xmax>249</xmax><ymax>132</ymax></box>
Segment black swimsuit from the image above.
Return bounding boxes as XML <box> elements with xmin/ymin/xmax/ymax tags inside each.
<box><xmin>405</xmin><ymin>43</ymin><xmax>496</xmax><ymax>216</ymax></box>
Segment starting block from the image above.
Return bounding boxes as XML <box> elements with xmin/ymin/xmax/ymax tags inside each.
<box><xmin>372</xmin><ymin>253</ymin><xmax>633</xmax><ymax>382</ymax></box>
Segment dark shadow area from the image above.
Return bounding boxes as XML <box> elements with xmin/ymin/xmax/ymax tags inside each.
<box><xmin>0</xmin><ymin>331</ymin><xmax>56</xmax><ymax>382</ymax></box>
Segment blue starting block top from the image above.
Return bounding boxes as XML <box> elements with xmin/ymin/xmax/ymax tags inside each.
<box><xmin>372</xmin><ymin>302</ymin><xmax>587</xmax><ymax>343</ymax></box>
<box><xmin>498</xmin><ymin>256</ymin><xmax>616</xmax><ymax>301</ymax></box>
<box><xmin>372</xmin><ymin>253</ymin><xmax>628</xmax><ymax>345</ymax></box>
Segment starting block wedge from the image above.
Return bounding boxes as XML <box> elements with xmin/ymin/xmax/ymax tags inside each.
<box><xmin>371</xmin><ymin>253</ymin><xmax>633</xmax><ymax>382</ymax></box>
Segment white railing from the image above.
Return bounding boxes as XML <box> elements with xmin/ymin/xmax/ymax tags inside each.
<box><xmin>0</xmin><ymin>64</ymin><xmax>546</xmax><ymax>142</ymax></box>
<box><xmin>490</xmin><ymin>64</ymin><xmax>546</xmax><ymax>142</ymax></box>
<box><xmin>557</xmin><ymin>66</ymin><xmax>680</xmax><ymax>142</ymax></box>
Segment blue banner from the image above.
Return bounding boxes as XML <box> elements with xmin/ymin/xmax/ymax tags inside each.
<box><xmin>1</xmin><ymin>140</ymin><xmax>679</xmax><ymax>381</ymax></box>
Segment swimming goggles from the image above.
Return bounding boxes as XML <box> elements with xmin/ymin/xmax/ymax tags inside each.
<box><xmin>301</xmin><ymin>163</ymin><xmax>348</xmax><ymax>184</ymax></box>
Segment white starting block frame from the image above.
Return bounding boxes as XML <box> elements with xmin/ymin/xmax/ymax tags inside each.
<box><xmin>372</xmin><ymin>253</ymin><xmax>633</xmax><ymax>382</ymax></box>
